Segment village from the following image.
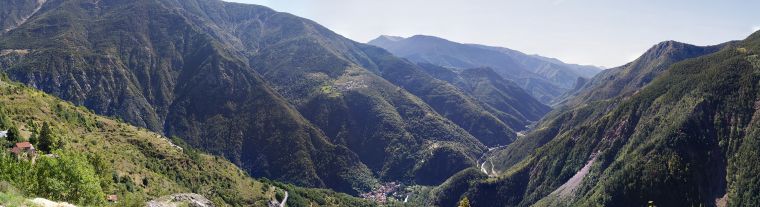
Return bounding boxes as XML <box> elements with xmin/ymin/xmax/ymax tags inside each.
<box><xmin>359</xmin><ymin>182</ymin><xmax>409</xmax><ymax>204</ymax></box>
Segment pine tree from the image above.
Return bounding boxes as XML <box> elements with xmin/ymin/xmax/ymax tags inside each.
<box><xmin>29</xmin><ymin>132</ymin><xmax>39</xmax><ymax>146</ymax></box>
<box><xmin>39</xmin><ymin>122</ymin><xmax>56</xmax><ymax>153</ymax></box>
<box><xmin>0</xmin><ymin>111</ymin><xmax>10</xmax><ymax>129</ymax></box>
<box><xmin>458</xmin><ymin>197</ymin><xmax>470</xmax><ymax>207</ymax></box>
<box><xmin>6</xmin><ymin>126</ymin><xmax>21</xmax><ymax>143</ymax></box>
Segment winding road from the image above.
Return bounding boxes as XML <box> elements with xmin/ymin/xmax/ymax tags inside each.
<box><xmin>279</xmin><ymin>191</ymin><xmax>288</xmax><ymax>207</ymax></box>
<box><xmin>477</xmin><ymin>145</ymin><xmax>506</xmax><ymax>176</ymax></box>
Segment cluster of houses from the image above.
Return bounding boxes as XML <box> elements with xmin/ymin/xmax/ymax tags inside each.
<box><xmin>360</xmin><ymin>182</ymin><xmax>405</xmax><ymax>204</ymax></box>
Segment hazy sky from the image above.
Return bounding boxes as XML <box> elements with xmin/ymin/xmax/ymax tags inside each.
<box><xmin>225</xmin><ymin>0</ymin><xmax>760</xmax><ymax>68</ymax></box>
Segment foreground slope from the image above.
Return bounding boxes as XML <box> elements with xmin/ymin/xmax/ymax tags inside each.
<box><xmin>0</xmin><ymin>0</ymin><xmax>377</xmax><ymax>194</ymax></box>
<box><xmin>434</xmin><ymin>33</ymin><xmax>760</xmax><ymax>206</ymax></box>
<box><xmin>0</xmin><ymin>76</ymin><xmax>373</xmax><ymax>206</ymax></box>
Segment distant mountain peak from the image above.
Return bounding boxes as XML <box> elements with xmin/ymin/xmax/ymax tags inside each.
<box><xmin>408</xmin><ymin>34</ymin><xmax>445</xmax><ymax>40</ymax></box>
<box><xmin>650</xmin><ymin>40</ymin><xmax>691</xmax><ymax>52</ymax></box>
<box><xmin>637</xmin><ymin>40</ymin><xmax>721</xmax><ymax>65</ymax></box>
<box><xmin>368</xmin><ymin>35</ymin><xmax>405</xmax><ymax>46</ymax></box>
<box><xmin>377</xmin><ymin>35</ymin><xmax>404</xmax><ymax>41</ymax></box>
<box><xmin>369</xmin><ymin>34</ymin><xmax>455</xmax><ymax>45</ymax></box>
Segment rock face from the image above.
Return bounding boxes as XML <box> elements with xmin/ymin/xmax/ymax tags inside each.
<box><xmin>146</xmin><ymin>193</ymin><xmax>214</xmax><ymax>207</ymax></box>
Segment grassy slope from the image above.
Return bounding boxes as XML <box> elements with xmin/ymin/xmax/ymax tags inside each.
<box><xmin>0</xmin><ymin>77</ymin><xmax>373</xmax><ymax>207</ymax></box>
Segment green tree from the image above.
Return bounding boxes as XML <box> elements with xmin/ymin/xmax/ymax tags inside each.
<box><xmin>458</xmin><ymin>197</ymin><xmax>471</xmax><ymax>207</ymax></box>
<box><xmin>38</xmin><ymin>122</ymin><xmax>56</xmax><ymax>153</ymax></box>
<box><xmin>28</xmin><ymin>133</ymin><xmax>38</xmax><ymax>146</ymax></box>
<box><xmin>6</xmin><ymin>126</ymin><xmax>21</xmax><ymax>143</ymax></box>
<box><xmin>0</xmin><ymin>111</ymin><xmax>11</xmax><ymax>129</ymax></box>
<box><xmin>34</xmin><ymin>151</ymin><xmax>106</xmax><ymax>205</ymax></box>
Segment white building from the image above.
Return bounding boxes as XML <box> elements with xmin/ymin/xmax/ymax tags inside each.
<box><xmin>0</xmin><ymin>130</ymin><xmax>7</xmax><ymax>138</ymax></box>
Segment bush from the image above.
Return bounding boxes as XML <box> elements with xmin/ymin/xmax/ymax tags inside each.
<box><xmin>0</xmin><ymin>151</ymin><xmax>106</xmax><ymax>206</ymax></box>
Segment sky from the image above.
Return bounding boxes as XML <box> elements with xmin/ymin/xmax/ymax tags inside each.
<box><xmin>225</xmin><ymin>0</ymin><xmax>760</xmax><ymax>68</ymax></box>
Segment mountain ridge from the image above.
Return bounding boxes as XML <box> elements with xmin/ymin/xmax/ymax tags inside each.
<box><xmin>368</xmin><ymin>34</ymin><xmax>602</xmax><ymax>103</ymax></box>
<box><xmin>0</xmin><ymin>0</ymin><xmax>543</xmax><ymax>195</ymax></box>
<box><xmin>429</xmin><ymin>33</ymin><xmax>760</xmax><ymax>207</ymax></box>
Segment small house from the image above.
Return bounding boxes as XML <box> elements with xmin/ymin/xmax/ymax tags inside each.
<box><xmin>0</xmin><ymin>130</ymin><xmax>7</xmax><ymax>139</ymax></box>
<box><xmin>107</xmin><ymin>195</ymin><xmax>118</xmax><ymax>203</ymax></box>
<box><xmin>9</xmin><ymin>142</ymin><xmax>36</xmax><ymax>161</ymax></box>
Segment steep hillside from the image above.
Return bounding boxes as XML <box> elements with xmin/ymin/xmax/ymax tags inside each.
<box><xmin>558</xmin><ymin>41</ymin><xmax>728</xmax><ymax>106</ymax></box>
<box><xmin>487</xmin><ymin>40</ymin><xmax>731</xmax><ymax>174</ymax></box>
<box><xmin>0</xmin><ymin>0</ymin><xmax>45</xmax><ymax>33</ymax></box>
<box><xmin>0</xmin><ymin>0</ymin><xmax>381</xmax><ymax>194</ymax></box>
<box><xmin>368</xmin><ymin>35</ymin><xmax>602</xmax><ymax>103</ymax></box>
<box><xmin>436</xmin><ymin>33</ymin><xmax>760</xmax><ymax>207</ymax></box>
<box><xmin>417</xmin><ymin>63</ymin><xmax>551</xmax><ymax>131</ymax></box>
<box><xmin>0</xmin><ymin>0</ymin><xmax>543</xmax><ymax>193</ymax></box>
<box><xmin>0</xmin><ymin>76</ymin><xmax>373</xmax><ymax>207</ymax></box>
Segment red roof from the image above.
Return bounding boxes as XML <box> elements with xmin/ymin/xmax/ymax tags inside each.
<box><xmin>10</xmin><ymin>147</ymin><xmax>21</xmax><ymax>154</ymax></box>
<box><xmin>15</xmin><ymin>142</ymin><xmax>33</xmax><ymax>149</ymax></box>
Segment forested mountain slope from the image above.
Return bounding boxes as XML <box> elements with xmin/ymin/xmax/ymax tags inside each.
<box><xmin>0</xmin><ymin>0</ymin><xmax>381</xmax><ymax>194</ymax></box>
<box><xmin>0</xmin><ymin>0</ymin><xmax>552</xmax><ymax>194</ymax></box>
<box><xmin>486</xmin><ymin>40</ymin><xmax>733</xmax><ymax>174</ymax></box>
<box><xmin>417</xmin><ymin>63</ymin><xmax>551</xmax><ymax>131</ymax></box>
<box><xmin>434</xmin><ymin>32</ymin><xmax>760</xmax><ymax>207</ymax></box>
<box><xmin>0</xmin><ymin>76</ymin><xmax>372</xmax><ymax>207</ymax></box>
<box><xmin>558</xmin><ymin>40</ymin><xmax>729</xmax><ymax>106</ymax></box>
<box><xmin>0</xmin><ymin>0</ymin><xmax>45</xmax><ymax>33</ymax></box>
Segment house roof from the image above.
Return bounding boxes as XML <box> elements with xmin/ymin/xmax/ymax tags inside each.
<box><xmin>10</xmin><ymin>147</ymin><xmax>21</xmax><ymax>154</ymax></box>
<box><xmin>0</xmin><ymin>130</ymin><xmax>7</xmax><ymax>138</ymax></box>
<box><xmin>107</xmin><ymin>194</ymin><xmax>118</xmax><ymax>201</ymax></box>
<box><xmin>15</xmin><ymin>142</ymin><xmax>34</xmax><ymax>149</ymax></box>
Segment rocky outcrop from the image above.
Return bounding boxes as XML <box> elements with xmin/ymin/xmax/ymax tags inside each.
<box><xmin>146</xmin><ymin>193</ymin><xmax>214</xmax><ymax>207</ymax></box>
<box><xmin>29</xmin><ymin>198</ymin><xmax>77</xmax><ymax>207</ymax></box>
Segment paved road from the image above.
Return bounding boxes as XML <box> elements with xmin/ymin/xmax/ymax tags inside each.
<box><xmin>477</xmin><ymin>145</ymin><xmax>506</xmax><ymax>176</ymax></box>
<box><xmin>279</xmin><ymin>191</ymin><xmax>289</xmax><ymax>207</ymax></box>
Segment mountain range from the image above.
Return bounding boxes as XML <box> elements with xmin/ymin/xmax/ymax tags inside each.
<box><xmin>368</xmin><ymin>35</ymin><xmax>603</xmax><ymax>103</ymax></box>
<box><xmin>0</xmin><ymin>0</ymin><xmax>551</xmax><ymax>197</ymax></box>
<box><xmin>2</xmin><ymin>0</ymin><xmax>760</xmax><ymax>206</ymax></box>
